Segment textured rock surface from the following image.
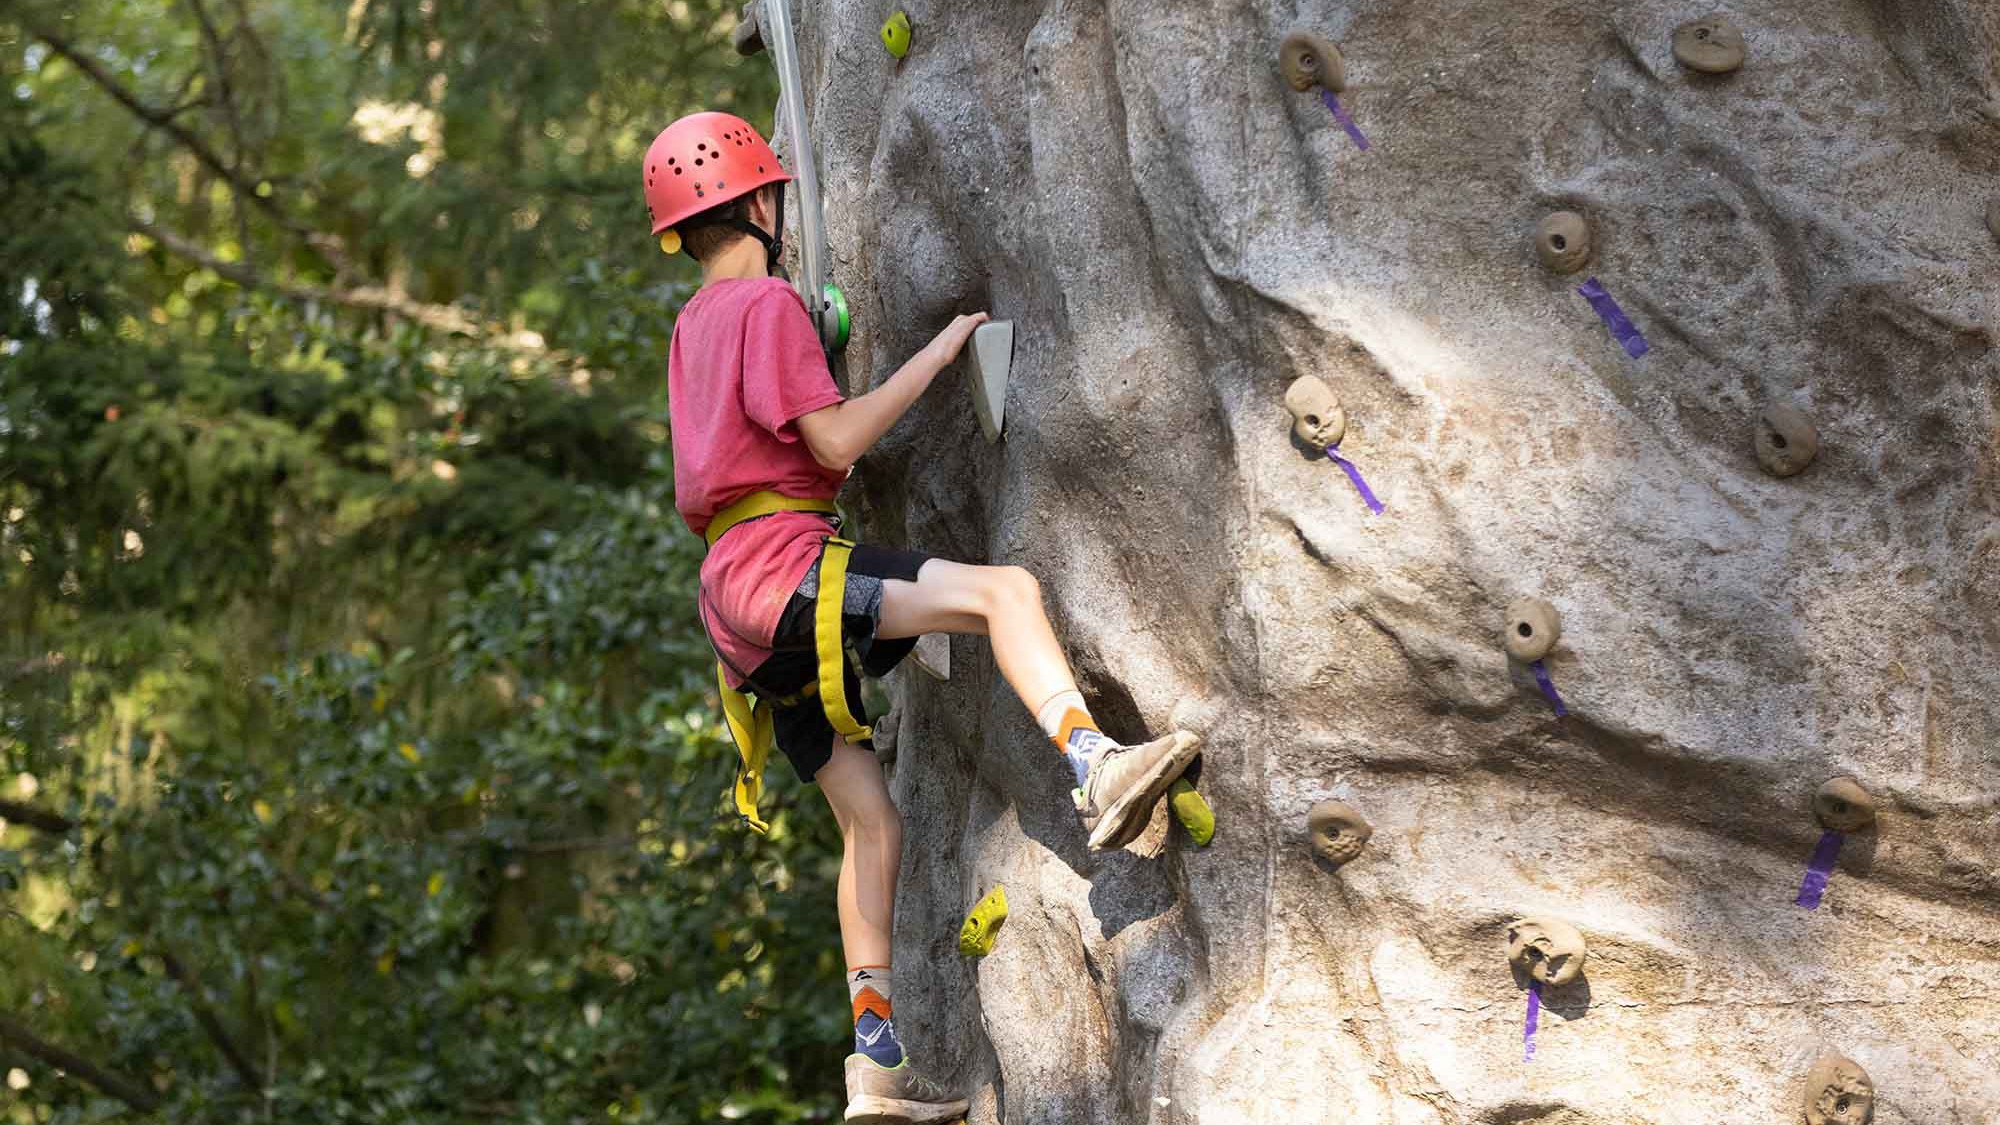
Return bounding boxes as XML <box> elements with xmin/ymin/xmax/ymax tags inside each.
<box><xmin>790</xmin><ymin>1</ymin><xmax>2000</xmax><ymax>1121</ymax></box>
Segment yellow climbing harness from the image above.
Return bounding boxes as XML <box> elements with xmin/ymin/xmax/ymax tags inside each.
<box><xmin>704</xmin><ymin>491</ymin><xmax>874</xmax><ymax>834</ymax></box>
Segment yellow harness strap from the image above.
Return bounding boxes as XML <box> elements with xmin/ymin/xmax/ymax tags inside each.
<box><xmin>703</xmin><ymin>491</ymin><xmax>871</xmax><ymax>834</ymax></box>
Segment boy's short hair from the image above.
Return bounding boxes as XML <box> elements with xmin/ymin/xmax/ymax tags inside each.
<box><xmin>678</xmin><ymin>184</ymin><xmax>772</xmax><ymax>263</ymax></box>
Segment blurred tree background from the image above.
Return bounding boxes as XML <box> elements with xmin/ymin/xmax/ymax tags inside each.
<box><xmin>0</xmin><ymin>1</ymin><xmax>853</xmax><ymax>1121</ymax></box>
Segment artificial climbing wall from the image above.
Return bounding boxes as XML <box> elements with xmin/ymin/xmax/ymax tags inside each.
<box><xmin>796</xmin><ymin>1</ymin><xmax>2000</xmax><ymax>1121</ymax></box>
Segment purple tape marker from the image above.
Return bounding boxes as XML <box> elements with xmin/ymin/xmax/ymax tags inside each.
<box><xmin>1795</xmin><ymin>829</ymin><xmax>1844</xmax><ymax>909</ymax></box>
<box><xmin>1324</xmin><ymin>444</ymin><xmax>1386</xmax><ymax>515</ymax></box>
<box><xmin>1576</xmin><ymin>278</ymin><xmax>1650</xmax><ymax>359</ymax></box>
<box><xmin>1530</xmin><ymin>659</ymin><xmax>1568</xmax><ymax>717</ymax></box>
<box><xmin>1319</xmin><ymin>90</ymin><xmax>1371</xmax><ymax>151</ymax></box>
<box><xmin>1523</xmin><ymin>981</ymin><xmax>1542</xmax><ymax>1062</ymax></box>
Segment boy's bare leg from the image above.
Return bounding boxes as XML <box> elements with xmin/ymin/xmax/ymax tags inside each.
<box><xmin>876</xmin><ymin>560</ymin><xmax>1075</xmax><ymax>709</ymax></box>
<box><xmin>817</xmin><ymin>739</ymin><xmax>899</xmax><ymax>968</ymax></box>
<box><xmin>876</xmin><ymin>560</ymin><xmax>1202</xmax><ymax>850</ymax></box>
<box><xmin>817</xmin><ymin>740</ymin><xmax>969</xmax><ymax>1124</ymax></box>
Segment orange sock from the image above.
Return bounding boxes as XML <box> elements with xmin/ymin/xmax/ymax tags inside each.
<box><xmin>847</xmin><ymin>965</ymin><xmax>902</xmax><ymax>1066</ymax></box>
<box><xmin>1037</xmin><ymin>690</ymin><xmax>1113</xmax><ymax>785</ymax></box>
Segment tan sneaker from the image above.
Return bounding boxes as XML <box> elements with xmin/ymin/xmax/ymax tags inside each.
<box><xmin>843</xmin><ymin>1054</ymin><xmax>968</xmax><ymax>1124</ymax></box>
<box><xmin>1075</xmin><ymin>730</ymin><xmax>1202</xmax><ymax>850</ymax></box>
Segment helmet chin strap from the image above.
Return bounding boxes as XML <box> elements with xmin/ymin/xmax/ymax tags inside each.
<box><xmin>725</xmin><ymin>184</ymin><xmax>786</xmax><ymax>274</ymax></box>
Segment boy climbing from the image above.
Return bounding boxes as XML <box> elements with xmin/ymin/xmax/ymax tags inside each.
<box><xmin>643</xmin><ymin>112</ymin><xmax>1201</xmax><ymax>1125</ymax></box>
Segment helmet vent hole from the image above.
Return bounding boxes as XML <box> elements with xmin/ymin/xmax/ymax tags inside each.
<box><xmin>694</xmin><ymin>158</ymin><xmax>704</xmax><ymax>166</ymax></box>
<box><xmin>757</xmin><ymin>165</ymin><xmax>765</xmax><ymax>173</ymax></box>
<box><xmin>717</xmin><ymin>181</ymin><xmax>725</xmax><ymax>190</ymax></box>
<box><xmin>666</xmin><ymin>158</ymin><xmax>676</xmax><ymax>166</ymax></box>
<box><xmin>674</xmin><ymin>167</ymin><xmax>683</xmax><ymax>175</ymax></box>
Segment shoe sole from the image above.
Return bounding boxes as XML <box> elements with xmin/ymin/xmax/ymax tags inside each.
<box><xmin>844</xmin><ymin>1094</ymin><xmax>970</xmax><ymax>1124</ymax></box>
<box><xmin>1087</xmin><ymin>731</ymin><xmax>1203</xmax><ymax>851</ymax></box>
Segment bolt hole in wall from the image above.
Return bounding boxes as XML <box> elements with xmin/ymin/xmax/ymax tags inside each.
<box><xmin>1518</xmin><ymin>622</ymin><xmax>1533</xmax><ymax>637</ymax></box>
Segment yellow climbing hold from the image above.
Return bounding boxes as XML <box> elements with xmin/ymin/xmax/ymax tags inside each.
<box><xmin>880</xmin><ymin>10</ymin><xmax>911</xmax><ymax>58</ymax></box>
<box><xmin>1169</xmin><ymin>778</ymin><xmax>1214</xmax><ymax>846</ymax></box>
<box><xmin>958</xmin><ymin>885</ymin><xmax>1008</xmax><ymax>956</ymax></box>
<box><xmin>659</xmin><ymin>230</ymin><xmax>682</xmax><ymax>255</ymax></box>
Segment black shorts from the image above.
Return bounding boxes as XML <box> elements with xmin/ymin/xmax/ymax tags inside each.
<box><xmin>748</xmin><ymin>542</ymin><xmax>932</xmax><ymax>782</ymax></box>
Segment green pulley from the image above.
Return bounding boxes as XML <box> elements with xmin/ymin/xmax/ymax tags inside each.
<box><xmin>821</xmin><ymin>284</ymin><xmax>851</xmax><ymax>353</ymax></box>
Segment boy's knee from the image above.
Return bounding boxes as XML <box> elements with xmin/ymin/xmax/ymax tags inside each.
<box><xmin>985</xmin><ymin>565</ymin><xmax>1041</xmax><ymax>613</ymax></box>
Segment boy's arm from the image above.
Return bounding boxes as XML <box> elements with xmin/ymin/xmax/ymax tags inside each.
<box><xmin>795</xmin><ymin>312</ymin><xmax>988</xmax><ymax>472</ymax></box>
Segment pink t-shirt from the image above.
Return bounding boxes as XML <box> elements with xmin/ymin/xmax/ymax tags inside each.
<box><xmin>668</xmin><ymin>277</ymin><xmax>847</xmax><ymax>686</ymax></box>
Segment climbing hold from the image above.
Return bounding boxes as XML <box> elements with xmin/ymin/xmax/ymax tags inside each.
<box><xmin>1803</xmin><ymin>1053</ymin><xmax>1875</xmax><ymax>1125</ymax></box>
<box><xmin>1536</xmin><ymin>211</ymin><xmax>1593</xmax><ymax>274</ymax></box>
<box><xmin>1278</xmin><ymin>29</ymin><xmax>1346</xmax><ymax>93</ymax></box>
<box><xmin>880</xmin><ymin>9</ymin><xmax>911</xmax><ymax>59</ymax></box>
<box><xmin>1170</xmin><ymin>778</ymin><xmax>1215</xmax><ymax>846</ymax></box>
<box><xmin>1755</xmin><ymin>403</ymin><xmax>1821</xmax><ymax>478</ymax></box>
<box><xmin>1284</xmin><ymin>375</ymin><xmax>1347</xmax><ymax>448</ymax></box>
<box><xmin>913</xmin><ymin>633</ymin><xmax>950</xmax><ymax>680</ymax></box>
<box><xmin>1503</xmin><ymin>597</ymin><xmax>1561</xmax><ymax>663</ymax></box>
<box><xmin>969</xmin><ymin>320</ymin><xmax>1014</xmax><ymax>443</ymax></box>
<box><xmin>1672</xmin><ymin>16</ymin><xmax>1746</xmax><ymax>74</ymax></box>
<box><xmin>1576</xmin><ymin>278</ymin><xmax>1651</xmax><ymax>358</ymax></box>
<box><xmin>958</xmin><ymin>885</ymin><xmax>1008</xmax><ymax>956</ymax></box>
<box><xmin>1505</xmin><ymin>917</ymin><xmax>1586</xmax><ymax>987</ymax></box>
<box><xmin>1814</xmin><ymin>777</ymin><xmax>1876</xmax><ymax>833</ymax></box>
<box><xmin>1306</xmin><ymin>799</ymin><xmax>1371</xmax><ymax>866</ymax></box>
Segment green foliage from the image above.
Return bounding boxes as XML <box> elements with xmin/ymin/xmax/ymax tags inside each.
<box><xmin>0</xmin><ymin>1</ymin><xmax>849</xmax><ymax>1122</ymax></box>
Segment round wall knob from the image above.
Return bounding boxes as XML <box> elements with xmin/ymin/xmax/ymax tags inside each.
<box><xmin>1306</xmin><ymin>799</ymin><xmax>1372</xmax><ymax>866</ymax></box>
<box><xmin>1284</xmin><ymin>375</ymin><xmax>1347</xmax><ymax>448</ymax></box>
<box><xmin>1756</xmin><ymin>403</ymin><xmax>1821</xmax><ymax>477</ymax></box>
<box><xmin>1802</xmin><ymin>1053</ymin><xmax>1874</xmax><ymax>1125</ymax></box>
<box><xmin>1814</xmin><ymin>777</ymin><xmax>1877</xmax><ymax>833</ymax></box>
<box><xmin>1672</xmin><ymin>16</ymin><xmax>1747</xmax><ymax>73</ymax></box>
<box><xmin>1505</xmin><ymin>916</ymin><xmax>1586</xmax><ymax>987</ymax></box>
<box><xmin>1504</xmin><ymin>597</ymin><xmax>1562</xmax><ymax>663</ymax></box>
<box><xmin>1279</xmin><ymin>29</ymin><xmax>1346</xmax><ymax>93</ymax></box>
<box><xmin>1536</xmin><ymin>211</ymin><xmax>1593</xmax><ymax>274</ymax></box>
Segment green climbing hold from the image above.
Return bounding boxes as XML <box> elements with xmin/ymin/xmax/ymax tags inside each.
<box><xmin>958</xmin><ymin>885</ymin><xmax>1008</xmax><ymax>956</ymax></box>
<box><xmin>880</xmin><ymin>10</ymin><xmax>911</xmax><ymax>58</ymax></box>
<box><xmin>1169</xmin><ymin>778</ymin><xmax>1214</xmax><ymax>846</ymax></box>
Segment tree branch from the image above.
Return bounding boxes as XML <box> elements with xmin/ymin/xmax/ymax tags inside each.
<box><xmin>0</xmin><ymin>1011</ymin><xmax>161</xmax><ymax>1112</ymax></box>
<box><xmin>133</xmin><ymin>217</ymin><xmax>482</xmax><ymax>338</ymax></box>
<box><xmin>158</xmin><ymin>948</ymin><xmax>263</xmax><ymax>1091</ymax></box>
<box><xmin>27</xmin><ymin>19</ymin><xmax>345</xmax><ymax>273</ymax></box>
<box><xmin>0</xmin><ymin>799</ymin><xmax>73</xmax><ymax>835</ymax></box>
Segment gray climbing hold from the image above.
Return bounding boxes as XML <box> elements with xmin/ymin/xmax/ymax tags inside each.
<box><xmin>913</xmin><ymin>633</ymin><xmax>950</xmax><ymax>680</ymax></box>
<box><xmin>1279</xmin><ymin>29</ymin><xmax>1346</xmax><ymax>93</ymax></box>
<box><xmin>1284</xmin><ymin>375</ymin><xmax>1347</xmax><ymax>448</ymax></box>
<box><xmin>1503</xmin><ymin>597</ymin><xmax>1561</xmax><ymax>663</ymax></box>
<box><xmin>1756</xmin><ymin>403</ymin><xmax>1820</xmax><ymax>478</ymax></box>
<box><xmin>969</xmin><ymin>320</ymin><xmax>1014</xmax><ymax>443</ymax></box>
<box><xmin>1536</xmin><ymin>211</ymin><xmax>1592</xmax><ymax>274</ymax></box>
<box><xmin>1673</xmin><ymin>16</ymin><xmax>1746</xmax><ymax>74</ymax></box>
<box><xmin>1803</xmin><ymin>1053</ymin><xmax>1874</xmax><ymax>1125</ymax></box>
<box><xmin>1505</xmin><ymin>916</ymin><xmax>1586</xmax><ymax>987</ymax></box>
<box><xmin>1306</xmin><ymin>799</ymin><xmax>1371</xmax><ymax>866</ymax></box>
<box><xmin>1814</xmin><ymin>777</ymin><xmax>1876</xmax><ymax>833</ymax></box>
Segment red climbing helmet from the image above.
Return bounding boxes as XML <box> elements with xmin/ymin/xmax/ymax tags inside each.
<box><xmin>642</xmin><ymin>111</ymin><xmax>791</xmax><ymax>237</ymax></box>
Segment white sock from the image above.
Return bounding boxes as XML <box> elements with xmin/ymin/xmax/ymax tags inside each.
<box><xmin>1037</xmin><ymin>690</ymin><xmax>1117</xmax><ymax>786</ymax></box>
